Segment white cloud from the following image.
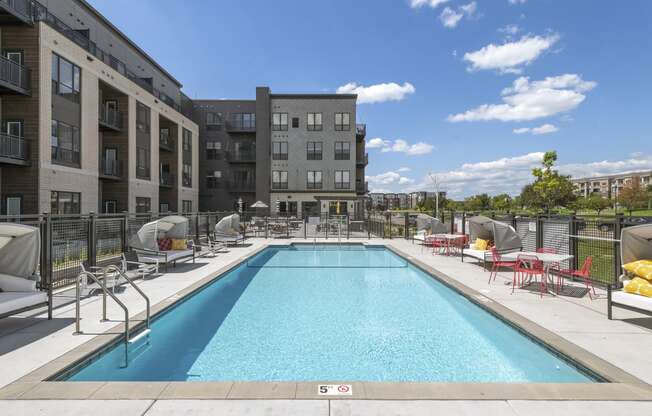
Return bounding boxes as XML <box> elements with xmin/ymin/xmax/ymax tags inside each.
<box><xmin>409</xmin><ymin>0</ymin><xmax>449</xmax><ymax>8</ymax></box>
<box><xmin>513</xmin><ymin>123</ymin><xmax>558</xmax><ymax>135</ymax></box>
<box><xmin>337</xmin><ymin>82</ymin><xmax>415</xmax><ymax>104</ymax></box>
<box><xmin>369</xmin><ymin>138</ymin><xmax>434</xmax><ymax>155</ymax></box>
<box><xmin>463</xmin><ymin>34</ymin><xmax>559</xmax><ymax>73</ymax></box>
<box><xmin>448</xmin><ymin>74</ymin><xmax>597</xmax><ymax>122</ymax></box>
<box><xmin>397</xmin><ymin>167</ymin><xmax>411</xmax><ymax>172</ymax></box>
<box><xmin>509</xmin><ymin>0</ymin><xmax>526</xmax><ymax>4</ymax></box>
<box><xmin>405</xmin><ymin>152</ymin><xmax>652</xmax><ymax>198</ymax></box>
<box><xmin>366</xmin><ymin>170</ymin><xmax>415</xmax><ymax>192</ymax></box>
<box><xmin>439</xmin><ymin>2</ymin><xmax>476</xmax><ymax>28</ymax></box>
<box><xmin>498</xmin><ymin>24</ymin><xmax>520</xmax><ymax>36</ymax></box>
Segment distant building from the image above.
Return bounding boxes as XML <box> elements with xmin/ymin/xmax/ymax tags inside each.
<box><xmin>408</xmin><ymin>191</ymin><xmax>447</xmax><ymax>209</ymax></box>
<box><xmin>572</xmin><ymin>171</ymin><xmax>652</xmax><ymax>198</ymax></box>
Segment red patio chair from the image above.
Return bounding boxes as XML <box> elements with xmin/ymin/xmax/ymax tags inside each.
<box><xmin>556</xmin><ymin>256</ymin><xmax>595</xmax><ymax>300</ymax></box>
<box><xmin>537</xmin><ymin>247</ymin><xmax>561</xmax><ymax>292</ymax></box>
<box><xmin>488</xmin><ymin>246</ymin><xmax>518</xmax><ymax>284</ymax></box>
<box><xmin>514</xmin><ymin>254</ymin><xmax>546</xmax><ymax>297</ymax></box>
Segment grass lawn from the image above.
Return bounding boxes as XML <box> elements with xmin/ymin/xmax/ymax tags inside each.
<box><xmin>577</xmin><ymin>239</ymin><xmax>616</xmax><ymax>285</ymax></box>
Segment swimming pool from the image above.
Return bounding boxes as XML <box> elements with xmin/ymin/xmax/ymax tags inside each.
<box><xmin>66</xmin><ymin>244</ymin><xmax>596</xmax><ymax>382</ymax></box>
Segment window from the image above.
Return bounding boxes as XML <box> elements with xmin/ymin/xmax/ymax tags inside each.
<box><xmin>335</xmin><ymin>170</ymin><xmax>350</xmax><ymax>189</ymax></box>
<box><xmin>292</xmin><ymin>117</ymin><xmax>299</xmax><ymax>128</ymax></box>
<box><xmin>183</xmin><ymin>128</ymin><xmax>192</xmax><ymax>152</ymax></box>
<box><xmin>182</xmin><ymin>200</ymin><xmax>192</xmax><ymax>213</ymax></box>
<box><xmin>206</xmin><ymin>170</ymin><xmax>222</xmax><ymax>188</ymax></box>
<box><xmin>5</xmin><ymin>196</ymin><xmax>21</xmax><ymax>216</ymax></box>
<box><xmin>272</xmin><ymin>113</ymin><xmax>288</xmax><ymax>131</ymax></box>
<box><xmin>51</xmin><ymin>53</ymin><xmax>80</xmax><ymax>102</ymax></box>
<box><xmin>272</xmin><ymin>142</ymin><xmax>288</xmax><ymax>160</ymax></box>
<box><xmin>51</xmin><ymin>120</ymin><xmax>80</xmax><ymax>166</ymax></box>
<box><xmin>307</xmin><ymin>113</ymin><xmax>322</xmax><ymax>131</ymax></box>
<box><xmin>232</xmin><ymin>113</ymin><xmax>255</xmax><ymax>129</ymax></box>
<box><xmin>307</xmin><ymin>171</ymin><xmax>322</xmax><ymax>189</ymax></box>
<box><xmin>50</xmin><ymin>191</ymin><xmax>80</xmax><ymax>214</ymax></box>
<box><xmin>159</xmin><ymin>202</ymin><xmax>169</xmax><ymax>213</ymax></box>
<box><xmin>136</xmin><ymin>146</ymin><xmax>150</xmax><ymax>179</ymax></box>
<box><xmin>307</xmin><ymin>142</ymin><xmax>322</xmax><ymax>160</ymax></box>
<box><xmin>335</xmin><ymin>112</ymin><xmax>350</xmax><ymax>131</ymax></box>
<box><xmin>206</xmin><ymin>141</ymin><xmax>222</xmax><ymax>160</ymax></box>
<box><xmin>272</xmin><ymin>170</ymin><xmax>288</xmax><ymax>189</ymax></box>
<box><xmin>206</xmin><ymin>112</ymin><xmax>223</xmax><ymax>130</ymax></box>
<box><xmin>183</xmin><ymin>163</ymin><xmax>192</xmax><ymax>187</ymax></box>
<box><xmin>136</xmin><ymin>102</ymin><xmax>150</xmax><ymax>133</ymax></box>
<box><xmin>335</xmin><ymin>141</ymin><xmax>350</xmax><ymax>160</ymax></box>
<box><xmin>159</xmin><ymin>128</ymin><xmax>170</xmax><ymax>147</ymax></box>
<box><xmin>135</xmin><ymin>197</ymin><xmax>151</xmax><ymax>213</ymax></box>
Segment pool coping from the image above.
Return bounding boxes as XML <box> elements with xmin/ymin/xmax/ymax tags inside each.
<box><xmin>1</xmin><ymin>240</ymin><xmax>651</xmax><ymax>401</ymax></box>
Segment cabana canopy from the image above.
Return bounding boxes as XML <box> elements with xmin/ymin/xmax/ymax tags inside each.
<box><xmin>468</xmin><ymin>215</ymin><xmax>522</xmax><ymax>251</ymax></box>
<box><xmin>130</xmin><ymin>216</ymin><xmax>189</xmax><ymax>251</ymax></box>
<box><xmin>215</xmin><ymin>214</ymin><xmax>240</xmax><ymax>236</ymax></box>
<box><xmin>415</xmin><ymin>214</ymin><xmax>447</xmax><ymax>234</ymax></box>
<box><xmin>0</xmin><ymin>223</ymin><xmax>40</xmax><ymax>278</ymax></box>
<box><xmin>621</xmin><ymin>224</ymin><xmax>652</xmax><ymax>265</ymax></box>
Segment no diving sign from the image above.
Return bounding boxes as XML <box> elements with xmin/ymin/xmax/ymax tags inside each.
<box><xmin>318</xmin><ymin>384</ymin><xmax>352</xmax><ymax>396</ymax></box>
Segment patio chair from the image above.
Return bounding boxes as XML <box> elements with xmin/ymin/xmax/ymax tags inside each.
<box><xmin>513</xmin><ymin>255</ymin><xmax>546</xmax><ymax>297</ymax></box>
<box><xmin>80</xmin><ymin>261</ymin><xmax>118</xmax><ymax>293</ymax></box>
<box><xmin>122</xmin><ymin>251</ymin><xmax>158</xmax><ymax>279</ymax></box>
<box><xmin>556</xmin><ymin>256</ymin><xmax>595</xmax><ymax>300</ymax></box>
<box><xmin>488</xmin><ymin>246</ymin><xmax>518</xmax><ymax>284</ymax></box>
<box><xmin>196</xmin><ymin>236</ymin><xmax>227</xmax><ymax>257</ymax></box>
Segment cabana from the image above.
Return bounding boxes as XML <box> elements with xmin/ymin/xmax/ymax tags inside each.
<box><xmin>0</xmin><ymin>223</ymin><xmax>51</xmax><ymax>319</ymax></box>
<box><xmin>129</xmin><ymin>216</ymin><xmax>195</xmax><ymax>271</ymax></box>
<box><xmin>608</xmin><ymin>223</ymin><xmax>652</xmax><ymax>319</ymax></box>
<box><xmin>462</xmin><ymin>216</ymin><xmax>522</xmax><ymax>268</ymax></box>
<box><xmin>214</xmin><ymin>214</ymin><xmax>244</xmax><ymax>245</ymax></box>
<box><xmin>413</xmin><ymin>214</ymin><xmax>448</xmax><ymax>243</ymax></box>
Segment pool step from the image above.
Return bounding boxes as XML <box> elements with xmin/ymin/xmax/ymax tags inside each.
<box><xmin>128</xmin><ymin>328</ymin><xmax>151</xmax><ymax>344</ymax></box>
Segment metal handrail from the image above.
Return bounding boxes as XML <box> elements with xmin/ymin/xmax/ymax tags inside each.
<box><xmin>102</xmin><ymin>265</ymin><xmax>150</xmax><ymax>329</ymax></box>
<box><xmin>75</xmin><ymin>271</ymin><xmax>130</xmax><ymax>344</ymax></box>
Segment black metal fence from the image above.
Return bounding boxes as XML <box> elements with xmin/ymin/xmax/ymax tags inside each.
<box><xmin>2</xmin><ymin>210</ymin><xmax>650</xmax><ymax>291</ymax></box>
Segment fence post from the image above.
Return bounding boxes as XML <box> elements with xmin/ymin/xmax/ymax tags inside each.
<box><xmin>347</xmin><ymin>214</ymin><xmax>351</xmax><ymax>240</ymax></box>
<box><xmin>304</xmin><ymin>215</ymin><xmax>307</xmax><ymax>239</ymax></box>
<box><xmin>461</xmin><ymin>212</ymin><xmax>466</xmax><ymax>236</ymax></box>
<box><xmin>89</xmin><ymin>212</ymin><xmax>96</xmax><ymax>267</ymax></box>
<box><xmin>569</xmin><ymin>214</ymin><xmax>579</xmax><ymax>271</ymax></box>
<box><xmin>122</xmin><ymin>212</ymin><xmax>129</xmax><ymax>252</ymax></box>
<box><xmin>195</xmin><ymin>212</ymin><xmax>200</xmax><ymax>242</ymax></box>
<box><xmin>388</xmin><ymin>214</ymin><xmax>392</xmax><ymax>239</ymax></box>
<box><xmin>614</xmin><ymin>213</ymin><xmax>624</xmax><ymax>284</ymax></box>
<box><xmin>536</xmin><ymin>214</ymin><xmax>544</xmax><ymax>250</ymax></box>
<box><xmin>404</xmin><ymin>212</ymin><xmax>409</xmax><ymax>239</ymax></box>
<box><xmin>450</xmin><ymin>210</ymin><xmax>455</xmax><ymax>234</ymax></box>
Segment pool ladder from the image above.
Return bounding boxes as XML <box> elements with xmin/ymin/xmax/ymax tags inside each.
<box><xmin>74</xmin><ymin>266</ymin><xmax>151</xmax><ymax>348</ymax></box>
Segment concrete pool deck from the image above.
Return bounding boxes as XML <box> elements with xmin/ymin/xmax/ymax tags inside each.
<box><xmin>0</xmin><ymin>238</ymin><xmax>651</xmax><ymax>414</ymax></box>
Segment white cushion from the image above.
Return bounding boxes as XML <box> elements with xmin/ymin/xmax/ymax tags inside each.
<box><xmin>0</xmin><ymin>291</ymin><xmax>47</xmax><ymax>315</ymax></box>
<box><xmin>463</xmin><ymin>249</ymin><xmax>489</xmax><ymax>260</ymax></box>
<box><xmin>612</xmin><ymin>290</ymin><xmax>652</xmax><ymax>312</ymax></box>
<box><xmin>138</xmin><ymin>249</ymin><xmax>193</xmax><ymax>263</ymax></box>
<box><xmin>0</xmin><ymin>273</ymin><xmax>36</xmax><ymax>292</ymax></box>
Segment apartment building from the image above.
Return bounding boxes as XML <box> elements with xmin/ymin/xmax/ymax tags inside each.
<box><xmin>193</xmin><ymin>89</ymin><xmax>369</xmax><ymax>218</ymax></box>
<box><xmin>572</xmin><ymin>171</ymin><xmax>652</xmax><ymax>198</ymax></box>
<box><xmin>0</xmin><ymin>0</ymin><xmax>198</xmax><ymax>215</ymax></box>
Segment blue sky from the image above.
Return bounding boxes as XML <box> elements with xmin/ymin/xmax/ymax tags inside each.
<box><xmin>89</xmin><ymin>0</ymin><xmax>652</xmax><ymax>198</ymax></box>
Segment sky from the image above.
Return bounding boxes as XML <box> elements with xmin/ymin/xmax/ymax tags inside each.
<box><xmin>88</xmin><ymin>0</ymin><xmax>652</xmax><ymax>199</ymax></box>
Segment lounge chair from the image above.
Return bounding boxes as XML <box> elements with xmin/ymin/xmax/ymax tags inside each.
<box><xmin>129</xmin><ymin>216</ymin><xmax>196</xmax><ymax>271</ymax></box>
<box><xmin>215</xmin><ymin>214</ymin><xmax>245</xmax><ymax>245</ymax></box>
<box><xmin>195</xmin><ymin>236</ymin><xmax>227</xmax><ymax>257</ymax></box>
<box><xmin>122</xmin><ymin>252</ymin><xmax>158</xmax><ymax>279</ymax></box>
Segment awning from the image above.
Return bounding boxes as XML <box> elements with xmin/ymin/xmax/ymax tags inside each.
<box><xmin>0</xmin><ymin>223</ymin><xmax>40</xmax><ymax>278</ymax></box>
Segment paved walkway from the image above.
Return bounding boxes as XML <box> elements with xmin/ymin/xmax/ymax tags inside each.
<box><xmin>1</xmin><ymin>238</ymin><xmax>651</xmax><ymax>415</ymax></box>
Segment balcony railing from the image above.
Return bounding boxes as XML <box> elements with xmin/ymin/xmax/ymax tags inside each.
<box><xmin>99</xmin><ymin>158</ymin><xmax>123</xmax><ymax>179</ymax></box>
<box><xmin>227</xmin><ymin>181</ymin><xmax>256</xmax><ymax>192</ymax></box>
<box><xmin>0</xmin><ymin>0</ymin><xmax>34</xmax><ymax>24</ymax></box>
<box><xmin>0</xmin><ymin>54</ymin><xmax>31</xmax><ymax>94</ymax></box>
<box><xmin>0</xmin><ymin>133</ymin><xmax>28</xmax><ymax>162</ymax></box>
<box><xmin>356</xmin><ymin>181</ymin><xmax>369</xmax><ymax>194</ymax></box>
<box><xmin>98</xmin><ymin>107</ymin><xmax>123</xmax><ymax>131</ymax></box>
<box><xmin>356</xmin><ymin>153</ymin><xmax>368</xmax><ymax>166</ymax></box>
<box><xmin>136</xmin><ymin>165</ymin><xmax>150</xmax><ymax>179</ymax></box>
<box><xmin>51</xmin><ymin>146</ymin><xmax>80</xmax><ymax>166</ymax></box>
<box><xmin>160</xmin><ymin>171</ymin><xmax>175</xmax><ymax>187</ymax></box>
<box><xmin>226</xmin><ymin>150</ymin><xmax>256</xmax><ymax>163</ymax></box>
<box><xmin>226</xmin><ymin>120</ymin><xmax>256</xmax><ymax>132</ymax></box>
<box><xmin>356</xmin><ymin>123</ymin><xmax>366</xmax><ymax>138</ymax></box>
<box><xmin>159</xmin><ymin>135</ymin><xmax>175</xmax><ymax>152</ymax></box>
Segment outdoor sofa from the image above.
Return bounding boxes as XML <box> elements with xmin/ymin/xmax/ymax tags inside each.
<box><xmin>129</xmin><ymin>216</ymin><xmax>196</xmax><ymax>272</ymax></box>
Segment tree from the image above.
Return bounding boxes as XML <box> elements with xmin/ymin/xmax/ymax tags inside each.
<box><xmin>464</xmin><ymin>193</ymin><xmax>491</xmax><ymax>211</ymax></box>
<box><xmin>648</xmin><ymin>184</ymin><xmax>652</xmax><ymax>209</ymax></box>
<box><xmin>491</xmin><ymin>193</ymin><xmax>513</xmax><ymax>212</ymax></box>
<box><xmin>585</xmin><ymin>193</ymin><xmax>611</xmax><ymax>214</ymax></box>
<box><xmin>618</xmin><ymin>181</ymin><xmax>648</xmax><ymax>214</ymax></box>
<box><xmin>518</xmin><ymin>184</ymin><xmax>538</xmax><ymax>209</ymax></box>
<box><xmin>529</xmin><ymin>151</ymin><xmax>576</xmax><ymax>212</ymax></box>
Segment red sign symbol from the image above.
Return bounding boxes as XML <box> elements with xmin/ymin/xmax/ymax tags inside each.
<box><xmin>337</xmin><ymin>384</ymin><xmax>350</xmax><ymax>393</ymax></box>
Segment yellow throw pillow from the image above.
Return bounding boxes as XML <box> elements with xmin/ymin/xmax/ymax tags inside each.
<box><xmin>474</xmin><ymin>238</ymin><xmax>488</xmax><ymax>251</ymax></box>
<box><xmin>624</xmin><ymin>277</ymin><xmax>652</xmax><ymax>297</ymax></box>
<box><xmin>171</xmin><ymin>239</ymin><xmax>187</xmax><ymax>250</ymax></box>
<box><xmin>622</xmin><ymin>260</ymin><xmax>652</xmax><ymax>281</ymax></box>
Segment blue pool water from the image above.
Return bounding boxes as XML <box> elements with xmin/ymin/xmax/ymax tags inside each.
<box><xmin>68</xmin><ymin>245</ymin><xmax>595</xmax><ymax>382</ymax></box>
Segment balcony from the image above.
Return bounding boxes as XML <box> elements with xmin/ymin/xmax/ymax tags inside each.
<box><xmin>227</xmin><ymin>181</ymin><xmax>256</xmax><ymax>193</ymax></box>
<box><xmin>160</xmin><ymin>171</ymin><xmax>175</xmax><ymax>188</ymax></box>
<box><xmin>0</xmin><ymin>133</ymin><xmax>29</xmax><ymax>166</ymax></box>
<box><xmin>0</xmin><ymin>55</ymin><xmax>31</xmax><ymax>95</ymax></box>
<box><xmin>356</xmin><ymin>181</ymin><xmax>369</xmax><ymax>195</ymax></box>
<box><xmin>226</xmin><ymin>120</ymin><xmax>256</xmax><ymax>133</ymax></box>
<box><xmin>98</xmin><ymin>107</ymin><xmax>123</xmax><ymax>132</ymax></box>
<box><xmin>356</xmin><ymin>124</ymin><xmax>366</xmax><ymax>140</ymax></box>
<box><xmin>159</xmin><ymin>135</ymin><xmax>175</xmax><ymax>152</ymax></box>
<box><xmin>226</xmin><ymin>150</ymin><xmax>256</xmax><ymax>163</ymax></box>
<box><xmin>356</xmin><ymin>153</ymin><xmax>368</xmax><ymax>167</ymax></box>
<box><xmin>0</xmin><ymin>0</ymin><xmax>34</xmax><ymax>25</ymax></box>
<box><xmin>99</xmin><ymin>158</ymin><xmax>123</xmax><ymax>180</ymax></box>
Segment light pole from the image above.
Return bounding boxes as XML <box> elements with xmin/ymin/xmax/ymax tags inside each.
<box><xmin>428</xmin><ymin>172</ymin><xmax>440</xmax><ymax>218</ymax></box>
<box><xmin>612</xmin><ymin>183</ymin><xmax>618</xmax><ymax>213</ymax></box>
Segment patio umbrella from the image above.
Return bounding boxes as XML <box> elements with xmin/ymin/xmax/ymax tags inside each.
<box><xmin>621</xmin><ymin>224</ymin><xmax>652</xmax><ymax>265</ymax></box>
<box><xmin>0</xmin><ymin>223</ymin><xmax>40</xmax><ymax>278</ymax></box>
